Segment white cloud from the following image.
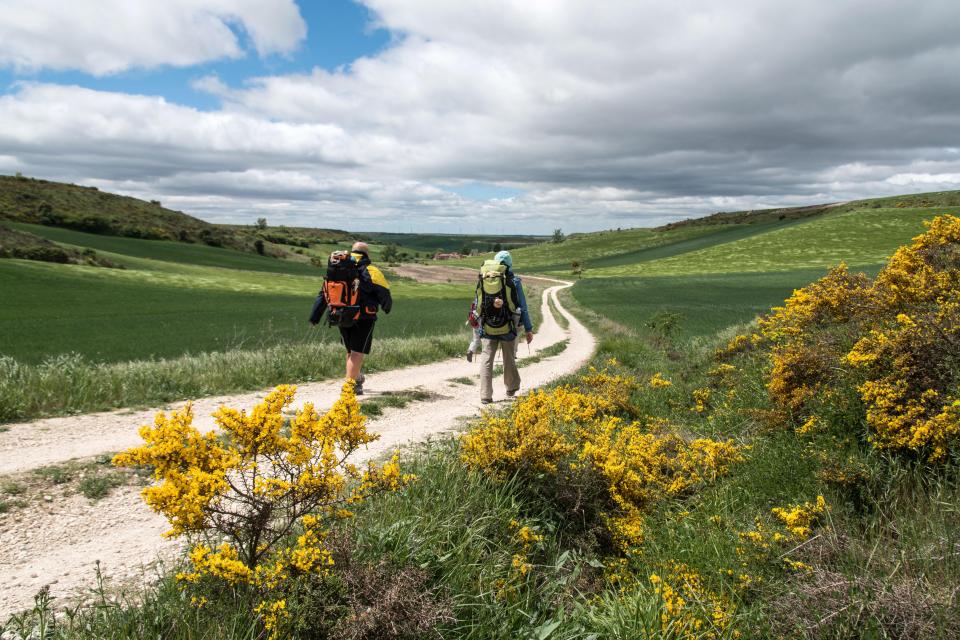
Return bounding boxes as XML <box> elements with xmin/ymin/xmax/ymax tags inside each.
<box><xmin>3</xmin><ymin>1</ymin><xmax>960</xmax><ymax>231</ymax></box>
<box><xmin>887</xmin><ymin>172</ymin><xmax>960</xmax><ymax>186</ymax></box>
<box><xmin>0</xmin><ymin>0</ymin><xmax>306</xmax><ymax>75</ymax></box>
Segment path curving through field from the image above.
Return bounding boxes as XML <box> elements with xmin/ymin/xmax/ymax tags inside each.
<box><xmin>0</xmin><ymin>280</ymin><xmax>594</xmax><ymax>617</ymax></box>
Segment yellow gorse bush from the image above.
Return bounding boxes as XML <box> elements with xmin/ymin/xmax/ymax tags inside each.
<box><xmin>114</xmin><ymin>381</ymin><xmax>414</xmax><ymax>637</ymax></box>
<box><xmin>734</xmin><ymin>496</ymin><xmax>829</xmax><ymax>581</ymax></box>
<box><xmin>648</xmin><ymin>562</ymin><xmax>737</xmax><ymax>639</ymax></box>
<box><xmin>461</xmin><ymin>367</ymin><xmax>742</xmax><ymax>553</ymax></box>
<box><xmin>740</xmin><ymin>215</ymin><xmax>960</xmax><ymax>462</ymax></box>
<box><xmin>771</xmin><ymin>495</ymin><xmax>828</xmax><ymax>540</ymax></box>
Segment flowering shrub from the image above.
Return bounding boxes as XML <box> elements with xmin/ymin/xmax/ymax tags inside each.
<box><xmin>114</xmin><ymin>381</ymin><xmax>413</xmax><ymax>637</ymax></box>
<box><xmin>691</xmin><ymin>387</ymin><xmax>712</xmax><ymax>414</ymax></box>
<box><xmin>649</xmin><ymin>372</ymin><xmax>673</xmax><ymax>388</ymax></box>
<box><xmin>509</xmin><ymin>519</ymin><xmax>545</xmax><ymax>577</ymax></box>
<box><xmin>737</xmin><ymin>215</ymin><xmax>960</xmax><ymax>462</ymax></box>
<box><xmin>772</xmin><ymin>495</ymin><xmax>829</xmax><ymax>540</ymax></box>
<box><xmin>461</xmin><ymin>368</ymin><xmax>742</xmax><ymax>553</ymax></box>
<box><xmin>648</xmin><ymin>562</ymin><xmax>737</xmax><ymax>639</ymax></box>
<box><xmin>735</xmin><ymin>497</ymin><xmax>829</xmax><ymax>581</ymax></box>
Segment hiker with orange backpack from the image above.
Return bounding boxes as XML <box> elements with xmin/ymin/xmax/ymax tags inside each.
<box><xmin>309</xmin><ymin>241</ymin><xmax>392</xmax><ymax>395</ymax></box>
<box><xmin>474</xmin><ymin>250</ymin><xmax>533</xmax><ymax>403</ymax></box>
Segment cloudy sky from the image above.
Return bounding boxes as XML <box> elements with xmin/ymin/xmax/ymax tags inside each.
<box><xmin>1</xmin><ymin>0</ymin><xmax>959</xmax><ymax>233</ymax></box>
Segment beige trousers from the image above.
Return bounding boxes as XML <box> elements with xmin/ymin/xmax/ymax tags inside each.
<box><xmin>479</xmin><ymin>337</ymin><xmax>520</xmax><ymax>401</ymax></box>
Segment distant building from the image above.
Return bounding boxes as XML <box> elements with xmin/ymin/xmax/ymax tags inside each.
<box><xmin>433</xmin><ymin>252</ymin><xmax>462</xmax><ymax>260</ymax></box>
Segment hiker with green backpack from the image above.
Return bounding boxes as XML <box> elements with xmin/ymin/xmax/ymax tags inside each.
<box><xmin>474</xmin><ymin>250</ymin><xmax>534</xmax><ymax>404</ymax></box>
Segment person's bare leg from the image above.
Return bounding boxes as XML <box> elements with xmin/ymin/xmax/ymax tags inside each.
<box><xmin>346</xmin><ymin>352</ymin><xmax>365</xmax><ymax>380</ymax></box>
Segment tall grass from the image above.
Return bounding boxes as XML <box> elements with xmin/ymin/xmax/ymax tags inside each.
<box><xmin>0</xmin><ymin>333</ymin><xmax>466</xmax><ymax>423</ymax></box>
<box><xmin>2</xmin><ymin>566</ymin><xmax>261</xmax><ymax>640</ymax></box>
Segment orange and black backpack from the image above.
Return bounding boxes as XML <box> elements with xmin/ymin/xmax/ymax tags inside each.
<box><xmin>322</xmin><ymin>251</ymin><xmax>362</xmax><ymax>327</ymax></box>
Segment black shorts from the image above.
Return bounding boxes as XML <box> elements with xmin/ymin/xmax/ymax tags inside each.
<box><xmin>339</xmin><ymin>318</ymin><xmax>376</xmax><ymax>354</ymax></box>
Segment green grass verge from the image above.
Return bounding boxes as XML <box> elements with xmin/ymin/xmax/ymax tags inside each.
<box><xmin>0</xmin><ymin>333</ymin><xmax>468</xmax><ymax>424</ymax></box>
<box><xmin>360</xmin><ymin>389</ymin><xmax>435</xmax><ymax>418</ymax></box>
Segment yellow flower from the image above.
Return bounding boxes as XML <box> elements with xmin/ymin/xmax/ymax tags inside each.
<box><xmin>649</xmin><ymin>372</ymin><xmax>673</xmax><ymax>388</ymax></box>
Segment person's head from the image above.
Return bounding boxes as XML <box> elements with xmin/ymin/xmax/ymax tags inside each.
<box><xmin>352</xmin><ymin>241</ymin><xmax>370</xmax><ymax>255</ymax></box>
<box><xmin>494</xmin><ymin>250</ymin><xmax>513</xmax><ymax>269</ymax></box>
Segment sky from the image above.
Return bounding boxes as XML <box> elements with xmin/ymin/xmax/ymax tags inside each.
<box><xmin>1</xmin><ymin>1</ymin><xmax>960</xmax><ymax>234</ymax></box>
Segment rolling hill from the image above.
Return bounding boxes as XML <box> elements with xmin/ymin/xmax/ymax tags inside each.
<box><xmin>0</xmin><ymin>174</ymin><xmax>356</xmax><ymax>258</ymax></box>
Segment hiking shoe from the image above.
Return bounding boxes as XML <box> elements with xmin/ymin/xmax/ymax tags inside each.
<box><xmin>506</xmin><ymin>389</ymin><xmax>518</xmax><ymax>397</ymax></box>
<box><xmin>481</xmin><ymin>398</ymin><xmax>493</xmax><ymax>404</ymax></box>
<box><xmin>466</xmin><ymin>351</ymin><xmax>474</xmax><ymax>363</ymax></box>
<box><xmin>355</xmin><ymin>374</ymin><xmax>365</xmax><ymax>396</ymax></box>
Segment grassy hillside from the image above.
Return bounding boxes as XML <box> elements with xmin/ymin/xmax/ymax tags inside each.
<box><xmin>0</xmin><ymin>174</ymin><xmax>359</xmax><ymax>258</ymax></box>
<box><xmin>7</xmin><ymin>222</ymin><xmax>321</xmax><ymax>276</ymax></box>
<box><xmin>590</xmin><ymin>204</ymin><xmax>958</xmax><ymax>277</ymax></box>
<box><xmin>1</xmin><ymin>174</ymin><xmax>215</xmax><ymax>240</ymax></box>
<box><xmin>0</xmin><ymin>223</ymin><xmax>120</xmax><ymax>268</ymax></box>
<box><xmin>365</xmin><ymin>232</ymin><xmax>545</xmax><ymax>254</ymax></box>
<box><xmin>457</xmin><ymin>190</ymin><xmax>960</xmax><ymax>279</ymax></box>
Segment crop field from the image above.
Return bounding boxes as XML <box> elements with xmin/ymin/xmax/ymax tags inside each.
<box><xmin>571</xmin><ymin>266</ymin><xmax>871</xmax><ymax>339</ymax></box>
<box><xmin>454</xmin><ymin>192</ymin><xmax>960</xmax><ymax>281</ymax></box>
<box><xmin>0</xmin><ymin>226</ymin><xmax>475</xmax><ymax>364</ymax></box>
<box><xmin>0</xmin><ymin>261</ymin><xmax>470</xmax><ymax>364</ymax></box>
<box><xmin>566</xmin><ymin>202</ymin><xmax>960</xmax><ymax>338</ymax></box>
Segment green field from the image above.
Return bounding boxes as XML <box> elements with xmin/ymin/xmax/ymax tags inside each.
<box><xmin>557</xmin><ymin>193</ymin><xmax>960</xmax><ymax>337</ymax></box>
<box><xmin>572</xmin><ymin>267</ymin><xmax>868</xmax><ymax>339</ymax></box>
<box><xmin>0</xmin><ymin>260</ymin><xmax>470</xmax><ymax>364</ymax></box>
<box><xmin>0</xmin><ymin>223</ymin><xmax>476</xmax><ymax>365</ymax></box>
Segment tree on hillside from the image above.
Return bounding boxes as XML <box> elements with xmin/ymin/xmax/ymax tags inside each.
<box><xmin>381</xmin><ymin>243</ymin><xmax>400</xmax><ymax>263</ymax></box>
<box><xmin>255</xmin><ymin>217</ymin><xmax>268</xmax><ymax>230</ymax></box>
<box><xmin>254</xmin><ymin>239</ymin><xmax>265</xmax><ymax>255</ymax></box>
<box><xmin>571</xmin><ymin>260</ymin><xmax>584</xmax><ymax>279</ymax></box>
<box><xmin>553</xmin><ymin>228</ymin><xmax>565</xmax><ymax>244</ymax></box>
<box><xmin>493</xmin><ymin>242</ymin><xmax>502</xmax><ymax>252</ymax></box>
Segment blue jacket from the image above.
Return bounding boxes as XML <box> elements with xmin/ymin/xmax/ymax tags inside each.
<box><xmin>480</xmin><ymin>274</ymin><xmax>533</xmax><ymax>341</ymax></box>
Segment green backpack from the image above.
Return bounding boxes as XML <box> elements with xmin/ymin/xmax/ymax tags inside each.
<box><xmin>476</xmin><ymin>260</ymin><xmax>519</xmax><ymax>336</ymax></box>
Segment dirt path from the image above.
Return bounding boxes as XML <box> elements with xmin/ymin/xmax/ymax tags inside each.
<box><xmin>0</xmin><ymin>282</ymin><xmax>594</xmax><ymax>617</ymax></box>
